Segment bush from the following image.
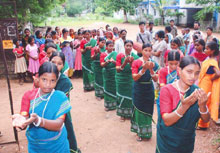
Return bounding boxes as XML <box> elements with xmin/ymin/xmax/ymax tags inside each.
<box><xmin>66</xmin><ymin>1</ymin><xmax>84</xmax><ymax>17</ymax></box>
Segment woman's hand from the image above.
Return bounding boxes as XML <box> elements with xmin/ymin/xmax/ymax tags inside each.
<box><xmin>197</xmin><ymin>89</ymin><xmax>211</xmax><ymax>107</ymax></box>
<box><xmin>181</xmin><ymin>89</ymin><xmax>199</xmax><ymax>109</ymax></box>
<box><xmin>148</xmin><ymin>61</ymin><xmax>155</xmax><ymax>70</ymax></box>
<box><xmin>12</xmin><ymin>114</ymin><xmax>27</xmax><ymax>130</ymax></box>
<box><xmin>94</xmin><ymin>48</ymin><xmax>100</xmax><ymax>54</ymax></box>
<box><xmin>124</xmin><ymin>56</ymin><xmax>130</xmax><ymax>64</ymax></box>
<box><xmin>143</xmin><ymin>61</ymin><xmax>153</xmax><ymax>70</ymax></box>
<box><xmin>85</xmin><ymin>46</ymin><xmax>92</xmax><ymax>50</ymax></box>
<box><xmin>129</xmin><ymin>56</ymin><xmax>134</xmax><ymax>64</ymax></box>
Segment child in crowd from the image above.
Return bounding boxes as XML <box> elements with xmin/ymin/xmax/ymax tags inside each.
<box><xmin>26</xmin><ymin>36</ymin><xmax>40</xmax><ymax>79</ymax></box>
<box><xmin>12</xmin><ymin>62</ymin><xmax>71</xmax><ymax>153</ymax></box>
<box><xmin>191</xmin><ymin>39</ymin><xmax>207</xmax><ymax>63</ymax></box>
<box><xmin>13</xmin><ymin>38</ymin><xmax>28</xmax><ymax>84</ymax></box>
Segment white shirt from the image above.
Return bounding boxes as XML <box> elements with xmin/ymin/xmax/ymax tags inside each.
<box><xmin>115</xmin><ymin>38</ymin><xmax>125</xmax><ymax>54</ymax></box>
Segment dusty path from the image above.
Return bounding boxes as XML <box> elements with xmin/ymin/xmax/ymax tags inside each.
<box><xmin>0</xmin><ymin>21</ymin><xmax>219</xmax><ymax>153</ymax></box>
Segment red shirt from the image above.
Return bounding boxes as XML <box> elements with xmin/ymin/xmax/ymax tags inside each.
<box><xmin>159</xmin><ymin>67</ymin><xmax>179</xmax><ymax>85</ymax></box>
<box><xmin>20</xmin><ymin>88</ymin><xmax>38</xmax><ymax>116</ymax></box>
<box><xmin>160</xmin><ymin>84</ymin><xmax>184</xmax><ymax>116</ymax></box>
<box><xmin>13</xmin><ymin>46</ymin><xmax>24</xmax><ymax>55</ymax></box>
<box><xmin>116</xmin><ymin>53</ymin><xmax>125</xmax><ymax>66</ymax></box>
<box><xmin>39</xmin><ymin>44</ymin><xmax>45</xmax><ymax>53</ymax></box>
<box><xmin>190</xmin><ymin>52</ymin><xmax>207</xmax><ymax>62</ymax></box>
<box><xmin>39</xmin><ymin>51</ymin><xmax>47</xmax><ymax>63</ymax></box>
<box><xmin>100</xmin><ymin>52</ymin><xmax>107</xmax><ymax>63</ymax></box>
<box><xmin>131</xmin><ymin>59</ymin><xmax>143</xmax><ymax>74</ymax></box>
<box><xmin>91</xmin><ymin>46</ymin><xmax>97</xmax><ymax>57</ymax></box>
<box><xmin>39</xmin><ymin>56</ymin><xmax>49</xmax><ymax>66</ymax></box>
<box><xmin>80</xmin><ymin>39</ymin><xmax>88</xmax><ymax>50</ymax></box>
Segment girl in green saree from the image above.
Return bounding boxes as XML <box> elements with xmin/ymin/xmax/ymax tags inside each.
<box><xmin>131</xmin><ymin>43</ymin><xmax>159</xmax><ymax>141</ymax></box>
<box><xmin>116</xmin><ymin>40</ymin><xmax>139</xmax><ymax>120</ymax></box>
<box><xmin>91</xmin><ymin>37</ymin><xmax>106</xmax><ymax>100</ymax></box>
<box><xmin>50</xmin><ymin>52</ymin><xmax>80</xmax><ymax>153</ymax></box>
<box><xmin>157</xmin><ymin>56</ymin><xmax>210</xmax><ymax>153</ymax></box>
<box><xmin>100</xmin><ymin>41</ymin><xmax>118</xmax><ymax>111</ymax></box>
<box><xmin>80</xmin><ymin>30</ymin><xmax>97</xmax><ymax>91</ymax></box>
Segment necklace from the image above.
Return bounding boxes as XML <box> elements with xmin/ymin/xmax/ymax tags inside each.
<box><xmin>175</xmin><ymin>80</ymin><xmax>190</xmax><ymax>98</ymax></box>
<box><xmin>32</xmin><ymin>88</ymin><xmax>55</xmax><ymax>118</ymax></box>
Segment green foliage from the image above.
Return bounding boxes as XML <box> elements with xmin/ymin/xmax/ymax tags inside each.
<box><xmin>95</xmin><ymin>0</ymin><xmax>142</xmax><ymax>22</ymax></box>
<box><xmin>186</xmin><ymin>0</ymin><xmax>220</xmax><ymax>20</ymax></box>
<box><xmin>66</xmin><ymin>0</ymin><xmax>85</xmax><ymax>17</ymax></box>
<box><xmin>0</xmin><ymin>0</ymin><xmax>65</xmax><ymax>27</ymax></box>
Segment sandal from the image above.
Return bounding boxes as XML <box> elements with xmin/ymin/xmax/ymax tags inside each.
<box><xmin>136</xmin><ymin>136</ymin><xmax>142</xmax><ymax>142</ymax></box>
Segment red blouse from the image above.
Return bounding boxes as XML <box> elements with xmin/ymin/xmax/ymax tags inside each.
<box><xmin>80</xmin><ymin>39</ymin><xmax>88</xmax><ymax>50</ymax></box>
<box><xmin>13</xmin><ymin>46</ymin><xmax>24</xmax><ymax>55</ymax></box>
<box><xmin>159</xmin><ymin>67</ymin><xmax>179</xmax><ymax>85</ymax></box>
<box><xmin>39</xmin><ymin>51</ymin><xmax>47</xmax><ymax>64</ymax></box>
<box><xmin>39</xmin><ymin>44</ymin><xmax>45</xmax><ymax>53</ymax></box>
<box><xmin>190</xmin><ymin>52</ymin><xmax>207</xmax><ymax>62</ymax></box>
<box><xmin>20</xmin><ymin>88</ymin><xmax>38</xmax><ymax>116</ymax></box>
<box><xmin>116</xmin><ymin>53</ymin><xmax>125</xmax><ymax>66</ymax></box>
<box><xmin>100</xmin><ymin>52</ymin><xmax>107</xmax><ymax>63</ymax></box>
<box><xmin>91</xmin><ymin>46</ymin><xmax>98</xmax><ymax>56</ymax></box>
<box><xmin>160</xmin><ymin>84</ymin><xmax>184</xmax><ymax>116</ymax></box>
<box><xmin>131</xmin><ymin>59</ymin><xmax>143</xmax><ymax>74</ymax></box>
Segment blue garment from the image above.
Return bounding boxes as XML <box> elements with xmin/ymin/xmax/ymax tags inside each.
<box><xmin>35</xmin><ymin>37</ymin><xmax>45</xmax><ymax>47</ymax></box>
<box><xmin>26</xmin><ymin>90</ymin><xmax>71</xmax><ymax>153</ymax></box>
<box><xmin>156</xmin><ymin>70</ymin><xmax>179</xmax><ymax>117</ymax></box>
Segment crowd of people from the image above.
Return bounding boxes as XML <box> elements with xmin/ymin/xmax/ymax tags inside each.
<box><xmin>11</xmin><ymin>20</ymin><xmax>220</xmax><ymax>153</ymax></box>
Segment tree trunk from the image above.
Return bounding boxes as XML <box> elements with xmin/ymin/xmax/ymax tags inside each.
<box><xmin>123</xmin><ymin>9</ymin><xmax>129</xmax><ymax>23</ymax></box>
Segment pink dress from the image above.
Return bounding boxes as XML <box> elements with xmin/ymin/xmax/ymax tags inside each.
<box><xmin>74</xmin><ymin>39</ymin><xmax>82</xmax><ymax>70</ymax></box>
<box><xmin>26</xmin><ymin>44</ymin><xmax>40</xmax><ymax>74</ymax></box>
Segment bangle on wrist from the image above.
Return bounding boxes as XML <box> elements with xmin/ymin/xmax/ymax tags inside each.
<box><xmin>139</xmin><ymin>69</ymin><xmax>144</xmax><ymax>76</ymax></box>
<box><xmin>174</xmin><ymin>110</ymin><xmax>183</xmax><ymax>118</ymax></box>
<box><xmin>33</xmin><ymin>116</ymin><xmax>41</xmax><ymax>127</ymax></box>
<box><xmin>150</xmin><ymin>73</ymin><xmax>156</xmax><ymax>77</ymax></box>
<box><xmin>120</xmin><ymin>66</ymin><xmax>124</xmax><ymax>70</ymax></box>
<box><xmin>198</xmin><ymin>105</ymin><xmax>209</xmax><ymax>114</ymax></box>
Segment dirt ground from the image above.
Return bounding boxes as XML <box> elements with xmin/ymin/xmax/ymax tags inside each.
<box><xmin>0</xmin><ymin>22</ymin><xmax>220</xmax><ymax>153</ymax></box>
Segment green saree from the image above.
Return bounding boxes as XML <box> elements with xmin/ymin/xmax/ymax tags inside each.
<box><xmin>55</xmin><ymin>73</ymin><xmax>80</xmax><ymax>153</ymax></box>
<box><xmin>103</xmin><ymin>51</ymin><xmax>117</xmax><ymax>110</ymax></box>
<box><xmin>131</xmin><ymin>59</ymin><xmax>159</xmax><ymax>139</ymax></box>
<box><xmin>92</xmin><ymin>46</ymin><xmax>105</xmax><ymax>98</ymax></box>
<box><xmin>116</xmin><ymin>52</ymin><xmax>139</xmax><ymax>118</ymax></box>
<box><xmin>82</xmin><ymin>38</ymin><xmax>97</xmax><ymax>91</ymax></box>
<box><xmin>156</xmin><ymin>84</ymin><xmax>201</xmax><ymax>153</ymax></box>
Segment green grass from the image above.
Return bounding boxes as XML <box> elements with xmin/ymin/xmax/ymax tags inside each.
<box><xmin>36</xmin><ymin>14</ymin><xmax>124</xmax><ymax>27</ymax></box>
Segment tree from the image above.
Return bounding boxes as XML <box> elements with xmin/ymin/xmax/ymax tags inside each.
<box><xmin>186</xmin><ymin>0</ymin><xmax>220</xmax><ymax>21</ymax></box>
<box><xmin>0</xmin><ymin>0</ymin><xmax>65</xmax><ymax>27</ymax></box>
<box><xmin>153</xmin><ymin>0</ymin><xmax>167</xmax><ymax>25</ymax></box>
<box><xmin>66</xmin><ymin>0</ymin><xmax>86</xmax><ymax>17</ymax></box>
<box><xmin>95</xmin><ymin>0</ymin><xmax>142</xmax><ymax>23</ymax></box>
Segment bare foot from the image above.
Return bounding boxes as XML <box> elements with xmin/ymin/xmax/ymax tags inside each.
<box><xmin>136</xmin><ymin>136</ymin><xmax>142</xmax><ymax>142</ymax></box>
<box><xmin>120</xmin><ymin>117</ymin><xmax>125</xmax><ymax>122</ymax></box>
<box><xmin>96</xmin><ymin>97</ymin><xmax>102</xmax><ymax>101</ymax></box>
<box><xmin>105</xmin><ymin>108</ymin><xmax>109</xmax><ymax>112</ymax></box>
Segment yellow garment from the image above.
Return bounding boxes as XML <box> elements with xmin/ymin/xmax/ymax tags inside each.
<box><xmin>68</xmin><ymin>68</ymin><xmax>74</xmax><ymax>78</ymax></box>
<box><xmin>59</xmin><ymin>36</ymin><xmax>73</xmax><ymax>43</ymax></box>
<box><xmin>198</xmin><ymin>58</ymin><xmax>220</xmax><ymax>128</ymax></box>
